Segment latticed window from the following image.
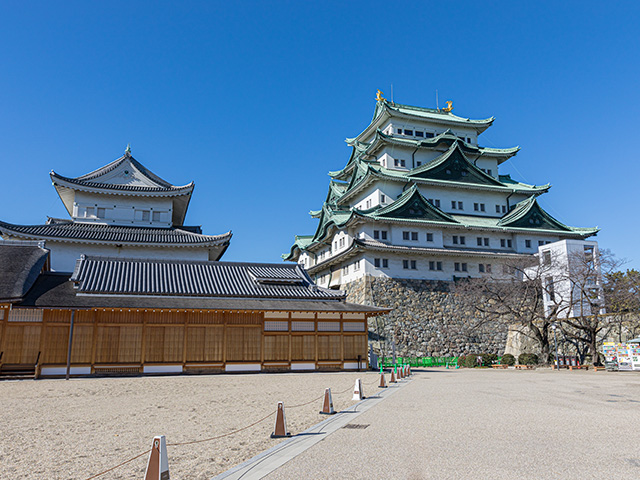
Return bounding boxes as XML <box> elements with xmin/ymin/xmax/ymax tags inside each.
<box><xmin>264</xmin><ymin>321</ymin><xmax>288</xmax><ymax>331</ymax></box>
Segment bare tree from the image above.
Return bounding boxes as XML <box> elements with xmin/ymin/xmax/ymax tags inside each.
<box><xmin>549</xmin><ymin>248</ymin><xmax>623</xmax><ymax>365</ymax></box>
<box><xmin>454</xmin><ymin>255</ymin><xmax>564</xmax><ymax>363</ymax></box>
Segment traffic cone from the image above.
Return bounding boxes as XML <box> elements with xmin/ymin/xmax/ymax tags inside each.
<box><xmin>390</xmin><ymin>368</ymin><xmax>397</xmax><ymax>383</ymax></box>
<box><xmin>144</xmin><ymin>435</ymin><xmax>169</xmax><ymax>480</ymax></box>
<box><xmin>319</xmin><ymin>388</ymin><xmax>336</xmax><ymax>415</ymax></box>
<box><xmin>352</xmin><ymin>378</ymin><xmax>364</xmax><ymax>401</ymax></box>
<box><xmin>270</xmin><ymin>401</ymin><xmax>291</xmax><ymax>438</ymax></box>
<box><xmin>398</xmin><ymin>365</ymin><xmax>403</xmax><ymax>379</ymax></box>
<box><xmin>407</xmin><ymin>365</ymin><xmax>412</xmax><ymax>376</ymax></box>
<box><xmin>379</xmin><ymin>370</ymin><xmax>387</xmax><ymax>388</ymax></box>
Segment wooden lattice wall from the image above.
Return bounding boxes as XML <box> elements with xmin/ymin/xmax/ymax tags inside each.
<box><xmin>0</xmin><ymin>306</ymin><xmax>369</xmax><ymax>375</ymax></box>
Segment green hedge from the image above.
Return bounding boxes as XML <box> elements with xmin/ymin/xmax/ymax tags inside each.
<box><xmin>501</xmin><ymin>353</ymin><xmax>516</xmax><ymax>366</ymax></box>
<box><xmin>518</xmin><ymin>353</ymin><xmax>539</xmax><ymax>365</ymax></box>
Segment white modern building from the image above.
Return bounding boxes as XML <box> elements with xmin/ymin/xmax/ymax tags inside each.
<box><xmin>537</xmin><ymin>239</ymin><xmax>605</xmax><ymax>319</ymax></box>
<box><xmin>0</xmin><ymin>147</ymin><xmax>232</xmax><ymax>271</ymax></box>
<box><xmin>284</xmin><ymin>93</ymin><xmax>599</xmax><ymax>287</ymax></box>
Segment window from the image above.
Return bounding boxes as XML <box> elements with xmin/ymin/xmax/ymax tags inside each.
<box><xmin>365</xmin><ymin>199</ymin><xmax>371</xmax><ymax>209</ymax></box>
<box><xmin>354</xmin><ymin>260</ymin><xmax>360</xmax><ymax>271</ymax></box>
<box><xmin>487</xmin><ymin>169</ymin><xmax>492</xmax><ymax>176</ymax></box>
<box><xmin>97</xmin><ymin>208</ymin><xmax>106</xmax><ymax>219</ymax></box>
<box><xmin>480</xmin><ymin>204</ymin><xmax>485</xmax><ymax>212</ymax></box>
<box><xmin>507</xmin><ymin>239</ymin><xmax>512</xmax><ymax>248</ymax></box>
<box><xmin>502</xmin><ymin>205</ymin><xmax>507</xmax><ymax>213</ymax></box>
<box><xmin>411</xmin><ymin>260</ymin><xmax>417</xmax><ymax>270</ymax></box>
<box><xmin>343</xmin><ymin>265</ymin><xmax>349</xmax><ymax>275</ymax></box>
<box><xmin>453</xmin><ymin>235</ymin><xmax>459</xmax><ymax>245</ymax></box>
<box><xmin>434</xmin><ymin>199</ymin><xmax>440</xmax><ymax>208</ymax></box>
<box><xmin>458</xmin><ymin>201</ymin><xmax>463</xmax><ymax>210</ymax></box>
<box><xmin>339</xmin><ymin>237</ymin><xmax>345</xmax><ymax>248</ymax></box>
<box><xmin>546</xmin><ymin>277</ymin><xmax>555</xmax><ymax>301</ymax></box>
<box><xmin>374</xmin><ymin>258</ymin><xmax>381</xmax><ymax>268</ymax></box>
<box><xmin>403</xmin><ymin>231</ymin><xmax>410</xmax><ymax>240</ymax></box>
<box><xmin>381</xmin><ymin>231</ymin><xmax>387</xmax><ymax>240</ymax></box>
<box><xmin>380</xmin><ymin>194</ymin><xmax>386</xmax><ymax>203</ymax></box>
<box><xmin>461</xmin><ymin>263</ymin><xmax>468</xmax><ymax>272</ymax></box>
<box><xmin>525</xmin><ymin>239</ymin><xmax>531</xmax><ymax>248</ymax></box>
<box><xmin>538</xmin><ymin>240</ymin><xmax>545</xmax><ymax>246</ymax></box>
<box><xmin>468</xmin><ymin>137</ymin><xmax>472</xmax><ymax>143</ymax></box>
<box><xmin>474</xmin><ymin>203</ymin><xmax>479</xmax><ymax>211</ymax></box>
<box><xmin>486</xmin><ymin>264</ymin><xmax>492</xmax><ymax>273</ymax></box>
<box><xmin>454</xmin><ymin>262</ymin><xmax>460</xmax><ymax>272</ymax></box>
<box><xmin>152</xmin><ymin>211</ymin><xmax>161</xmax><ymax>222</ymax></box>
<box><xmin>141</xmin><ymin>210</ymin><xmax>150</xmax><ymax>221</ymax></box>
<box><xmin>460</xmin><ymin>236</ymin><xmax>466</xmax><ymax>245</ymax></box>
<box><xmin>496</xmin><ymin>205</ymin><xmax>501</xmax><ymax>214</ymax></box>
<box><xmin>429</xmin><ymin>261</ymin><xmax>435</xmax><ymax>271</ymax></box>
<box><xmin>500</xmin><ymin>239</ymin><xmax>505</xmax><ymax>248</ymax></box>
<box><xmin>373</xmin><ymin>230</ymin><xmax>379</xmax><ymax>240</ymax></box>
<box><xmin>484</xmin><ymin>238</ymin><xmax>489</xmax><ymax>247</ymax></box>
<box><xmin>542</xmin><ymin>251</ymin><xmax>551</xmax><ymax>267</ymax></box>
<box><xmin>451</xmin><ymin>200</ymin><xmax>456</xmax><ymax>209</ymax></box>
<box><xmin>394</xmin><ymin>159</ymin><xmax>406</xmax><ymax>167</ymax></box>
<box><xmin>85</xmin><ymin>207</ymin><xmax>94</xmax><ymax>217</ymax></box>
<box><xmin>479</xmin><ymin>264</ymin><xmax>485</xmax><ymax>273</ymax></box>
<box><xmin>411</xmin><ymin>232</ymin><xmax>418</xmax><ymax>241</ymax></box>
<box><xmin>415</xmin><ymin>131</ymin><xmax>424</xmax><ymax>137</ymax></box>
<box><xmin>426</xmin><ymin>233</ymin><xmax>433</xmax><ymax>242</ymax></box>
<box><xmin>382</xmin><ymin>259</ymin><xmax>388</xmax><ymax>268</ymax></box>
<box><xmin>425</xmin><ymin>132</ymin><xmax>434</xmax><ymax>138</ymax></box>
<box><xmin>397</xmin><ymin>128</ymin><xmax>402</xmax><ymax>134</ymax></box>
<box><xmin>477</xmin><ymin>237</ymin><xmax>483</xmax><ymax>246</ymax></box>
<box><xmin>404</xmin><ymin>129</ymin><xmax>413</xmax><ymax>136</ymax></box>
<box><xmin>416</xmin><ymin>161</ymin><xmax>422</xmax><ymax>167</ymax></box>
<box><xmin>403</xmin><ymin>260</ymin><xmax>409</xmax><ymax>269</ymax></box>
<box><xmin>436</xmin><ymin>261</ymin><xmax>443</xmax><ymax>271</ymax></box>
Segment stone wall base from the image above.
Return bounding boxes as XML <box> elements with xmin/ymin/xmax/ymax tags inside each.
<box><xmin>343</xmin><ymin>275</ymin><xmax>508</xmax><ymax>357</ymax></box>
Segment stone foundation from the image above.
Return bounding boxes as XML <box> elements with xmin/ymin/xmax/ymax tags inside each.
<box><xmin>343</xmin><ymin>275</ymin><xmax>508</xmax><ymax>357</ymax></box>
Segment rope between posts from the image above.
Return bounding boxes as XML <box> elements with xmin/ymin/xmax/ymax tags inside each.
<box><xmin>83</xmin><ymin>373</ymin><xmax>379</xmax><ymax>479</ymax></box>
<box><xmin>84</xmin><ymin>449</ymin><xmax>150</xmax><ymax>480</ymax></box>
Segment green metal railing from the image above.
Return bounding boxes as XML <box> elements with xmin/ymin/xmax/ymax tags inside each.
<box><xmin>380</xmin><ymin>356</ymin><xmax>459</xmax><ymax>368</ymax></box>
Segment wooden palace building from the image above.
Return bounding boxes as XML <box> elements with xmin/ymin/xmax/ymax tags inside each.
<box><xmin>0</xmin><ymin>150</ymin><xmax>384</xmax><ymax>378</ymax></box>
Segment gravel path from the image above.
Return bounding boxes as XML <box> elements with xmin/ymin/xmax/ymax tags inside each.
<box><xmin>0</xmin><ymin>371</ymin><xmax>380</xmax><ymax>479</ymax></box>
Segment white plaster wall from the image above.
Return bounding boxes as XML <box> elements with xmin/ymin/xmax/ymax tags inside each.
<box><xmin>47</xmin><ymin>241</ymin><xmax>211</xmax><ymax>272</ymax></box>
<box><xmin>73</xmin><ymin>191</ymin><xmax>174</xmax><ymax>227</ymax></box>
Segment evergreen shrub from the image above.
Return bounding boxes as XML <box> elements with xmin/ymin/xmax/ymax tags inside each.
<box><xmin>518</xmin><ymin>353</ymin><xmax>539</xmax><ymax>365</ymax></box>
<box><xmin>501</xmin><ymin>354</ymin><xmax>516</xmax><ymax>366</ymax></box>
<box><xmin>465</xmin><ymin>354</ymin><xmax>482</xmax><ymax>368</ymax></box>
<box><xmin>457</xmin><ymin>355</ymin><xmax>466</xmax><ymax>367</ymax></box>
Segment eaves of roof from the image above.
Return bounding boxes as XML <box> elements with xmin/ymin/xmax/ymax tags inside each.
<box><xmin>0</xmin><ymin>221</ymin><xmax>232</xmax><ymax>248</ymax></box>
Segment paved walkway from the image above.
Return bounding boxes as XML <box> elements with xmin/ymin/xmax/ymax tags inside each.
<box><xmin>219</xmin><ymin>368</ymin><xmax>640</xmax><ymax>480</ymax></box>
<box><xmin>213</xmin><ymin>375</ymin><xmax>410</xmax><ymax>480</ymax></box>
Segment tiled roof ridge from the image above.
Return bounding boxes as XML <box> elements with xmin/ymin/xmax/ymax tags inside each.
<box><xmin>50</xmin><ymin>154</ymin><xmax>194</xmax><ymax>192</ymax></box>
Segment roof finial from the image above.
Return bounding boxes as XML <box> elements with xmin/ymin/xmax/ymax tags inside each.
<box><xmin>376</xmin><ymin>89</ymin><xmax>386</xmax><ymax>102</ymax></box>
<box><xmin>125</xmin><ymin>143</ymin><xmax>131</xmax><ymax>156</ymax></box>
<box><xmin>442</xmin><ymin>100</ymin><xmax>453</xmax><ymax>113</ymax></box>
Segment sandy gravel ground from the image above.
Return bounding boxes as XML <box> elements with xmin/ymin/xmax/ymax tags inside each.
<box><xmin>0</xmin><ymin>371</ymin><xmax>380</xmax><ymax>479</ymax></box>
<box><xmin>266</xmin><ymin>368</ymin><xmax>640</xmax><ymax>480</ymax></box>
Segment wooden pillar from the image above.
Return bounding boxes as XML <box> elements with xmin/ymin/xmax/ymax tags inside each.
<box><xmin>340</xmin><ymin>313</ymin><xmax>344</xmax><ymax>367</ymax></box>
<box><xmin>65</xmin><ymin>310</ymin><xmax>76</xmax><ymax>380</ymax></box>
<box><xmin>222</xmin><ymin>311</ymin><xmax>227</xmax><ymax>366</ymax></box>
<box><xmin>140</xmin><ymin>310</ymin><xmax>148</xmax><ymax>372</ymax></box>
<box><xmin>288</xmin><ymin>313</ymin><xmax>292</xmax><ymax>365</ymax></box>
<box><xmin>182</xmin><ymin>311</ymin><xmax>188</xmax><ymax>367</ymax></box>
<box><xmin>314</xmin><ymin>313</ymin><xmax>318</xmax><ymax>366</ymax></box>
<box><xmin>90</xmin><ymin>310</ymin><xmax>98</xmax><ymax>373</ymax></box>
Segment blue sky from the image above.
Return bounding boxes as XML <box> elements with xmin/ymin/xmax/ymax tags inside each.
<box><xmin>1</xmin><ymin>1</ymin><xmax>638</xmax><ymax>269</ymax></box>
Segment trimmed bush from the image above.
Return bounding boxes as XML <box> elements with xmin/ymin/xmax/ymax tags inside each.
<box><xmin>501</xmin><ymin>354</ymin><xmax>516</xmax><ymax>366</ymax></box>
<box><xmin>457</xmin><ymin>355</ymin><xmax>466</xmax><ymax>367</ymax></box>
<box><xmin>465</xmin><ymin>354</ymin><xmax>482</xmax><ymax>368</ymax></box>
<box><xmin>482</xmin><ymin>353</ymin><xmax>498</xmax><ymax>366</ymax></box>
<box><xmin>518</xmin><ymin>353</ymin><xmax>539</xmax><ymax>365</ymax></box>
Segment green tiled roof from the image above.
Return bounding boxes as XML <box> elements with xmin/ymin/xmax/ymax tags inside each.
<box><xmin>408</xmin><ymin>141</ymin><xmax>505</xmax><ymax>187</ymax></box>
<box><xmin>371</xmin><ymin>184</ymin><xmax>457</xmax><ymax>223</ymax></box>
